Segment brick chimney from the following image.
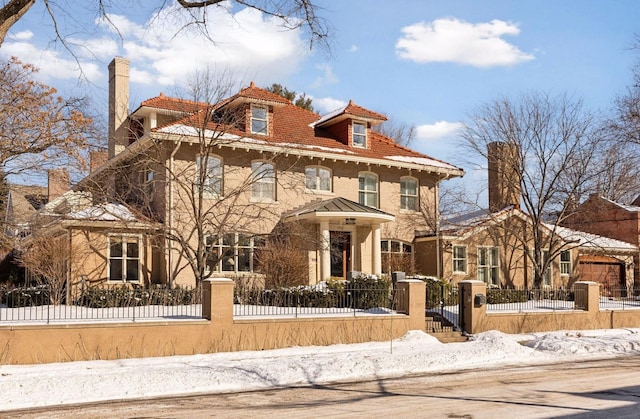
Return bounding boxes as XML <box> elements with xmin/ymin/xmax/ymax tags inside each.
<box><xmin>108</xmin><ymin>57</ymin><xmax>130</xmax><ymax>159</ymax></box>
<box><xmin>48</xmin><ymin>168</ymin><xmax>69</xmax><ymax>202</ymax></box>
<box><xmin>90</xmin><ymin>150</ymin><xmax>109</xmax><ymax>173</ymax></box>
<box><xmin>487</xmin><ymin>141</ymin><xmax>521</xmax><ymax>212</ymax></box>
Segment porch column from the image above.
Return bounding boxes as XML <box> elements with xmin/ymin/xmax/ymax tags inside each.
<box><xmin>372</xmin><ymin>223</ymin><xmax>382</xmax><ymax>275</ymax></box>
<box><xmin>320</xmin><ymin>221</ymin><xmax>331</xmax><ymax>280</ymax></box>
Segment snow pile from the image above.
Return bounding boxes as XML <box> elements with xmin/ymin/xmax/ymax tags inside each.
<box><xmin>1</xmin><ymin>329</ymin><xmax>640</xmax><ymax>411</ymax></box>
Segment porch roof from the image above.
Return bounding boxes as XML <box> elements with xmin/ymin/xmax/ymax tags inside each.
<box><xmin>283</xmin><ymin>197</ymin><xmax>395</xmax><ymax>224</ymax></box>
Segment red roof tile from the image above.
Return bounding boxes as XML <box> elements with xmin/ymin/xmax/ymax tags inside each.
<box><xmin>147</xmin><ymin>85</ymin><xmax>462</xmax><ymax>173</ymax></box>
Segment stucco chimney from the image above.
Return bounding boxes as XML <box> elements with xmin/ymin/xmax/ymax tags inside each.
<box><xmin>90</xmin><ymin>150</ymin><xmax>109</xmax><ymax>173</ymax></box>
<box><xmin>108</xmin><ymin>57</ymin><xmax>130</xmax><ymax>159</ymax></box>
<box><xmin>487</xmin><ymin>142</ymin><xmax>521</xmax><ymax>212</ymax></box>
<box><xmin>47</xmin><ymin>168</ymin><xmax>69</xmax><ymax>202</ymax></box>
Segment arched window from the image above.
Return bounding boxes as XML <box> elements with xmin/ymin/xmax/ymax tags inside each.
<box><xmin>252</xmin><ymin>160</ymin><xmax>276</xmax><ymax>200</ymax></box>
<box><xmin>358</xmin><ymin>172</ymin><xmax>378</xmax><ymax>208</ymax></box>
<box><xmin>305</xmin><ymin>166</ymin><xmax>332</xmax><ymax>192</ymax></box>
<box><xmin>400</xmin><ymin>177</ymin><xmax>418</xmax><ymax>211</ymax></box>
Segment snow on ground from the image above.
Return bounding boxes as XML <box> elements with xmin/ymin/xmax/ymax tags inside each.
<box><xmin>2</xmin><ymin>328</ymin><xmax>640</xmax><ymax>411</ymax></box>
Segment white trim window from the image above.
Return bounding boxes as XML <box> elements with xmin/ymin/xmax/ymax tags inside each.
<box><xmin>452</xmin><ymin>245</ymin><xmax>467</xmax><ymax>274</ymax></box>
<box><xmin>560</xmin><ymin>250</ymin><xmax>571</xmax><ymax>275</ymax></box>
<box><xmin>251</xmin><ymin>161</ymin><xmax>276</xmax><ymax>201</ymax></box>
<box><xmin>400</xmin><ymin>177</ymin><xmax>418</xmax><ymax>211</ymax></box>
<box><xmin>358</xmin><ymin>172</ymin><xmax>378</xmax><ymax>208</ymax></box>
<box><xmin>250</xmin><ymin>105</ymin><xmax>268</xmax><ymax>135</ymax></box>
<box><xmin>196</xmin><ymin>155</ymin><xmax>223</xmax><ymax>196</ymax></box>
<box><xmin>352</xmin><ymin>121</ymin><xmax>367</xmax><ymax>148</ymax></box>
<box><xmin>478</xmin><ymin>247</ymin><xmax>499</xmax><ymax>286</ymax></box>
<box><xmin>305</xmin><ymin>166</ymin><xmax>332</xmax><ymax>192</ymax></box>
<box><xmin>206</xmin><ymin>233</ymin><xmax>264</xmax><ymax>273</ymax></box>
<box><xmin>109</xmin><ymin>235</ymin><xmax>141</xmax><ymax>282</ymax></box>
<box><xmin>144</xmin><ymin>167</ymin><xmax>154</xmax><ymax>196</ymax></box>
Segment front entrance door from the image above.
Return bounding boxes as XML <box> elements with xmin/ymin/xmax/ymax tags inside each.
<box><xmin>330</xmin><ymin>231</ymin><xmax>351</xmax><ymax>279</ymax></box>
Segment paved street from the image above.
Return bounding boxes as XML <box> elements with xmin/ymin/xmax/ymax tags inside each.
<box><xmin>4</xmin><ymin>357</ymin><xmax>640</xmax><ymax>418</ymax></box>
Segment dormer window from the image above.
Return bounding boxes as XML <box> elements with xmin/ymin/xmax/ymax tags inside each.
<box><xmin>352</xmin><ymin>121</ymin><xmax>367</xmax><ymax>148</ymax></box>
<box><xmin>251</xmin><ymin>105</ymin><xmax>268</xmax><ymax>135</ymax></box>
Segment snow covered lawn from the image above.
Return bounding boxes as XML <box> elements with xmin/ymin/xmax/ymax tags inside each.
<box><xmin>2</xmin><ymin>328</ymin><xmax>640</xmax><ymax>411</ymax></box>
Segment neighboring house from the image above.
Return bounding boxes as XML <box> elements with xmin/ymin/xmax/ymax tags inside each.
<box><xmin>415</xmin><ymin>206</ymin><xmax>636</xmax><ymax>289</ymax></box>
<box><xmin>4</xmin><ymin>184</ymin><xmax>47</xmax><ymax>239</ymax></box>
<box><xmin>415</xmin><ymin>143</ymin><xmax>638</xmax><ymax>289</ymax></box>
<box><xmin>33</xmin><ymin>57</ymin><xmax>463</xmax><ymax>288</ymax></box>
<box><xmin>563</xmin><ymin>194</ymin><xmax>640</xmax><ymax>287</ymax></box>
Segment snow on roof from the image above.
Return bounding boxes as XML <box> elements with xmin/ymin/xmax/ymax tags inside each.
<box><xmin>600</xmin><ymin>196</ymin><xmax>640</xmax><ymax>212</ymax></box>
<box><xmin>66</xmin><ymin>203</ymin><xmax>139</xmax><ymax>222</ymax></box>
<box><xmin>384</xmin><ymin>155</ymin><xmax>460</xmax><ymax>171</ymax></box>
<box><xmin>551</xmin><ymin>225</ymin><xmax>637</xmax><ymax>250</ymax></box>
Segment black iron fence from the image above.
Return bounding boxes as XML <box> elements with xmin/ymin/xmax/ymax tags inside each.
<box><xmin>234</xmin><ymin>284</ymin><xmax>404</xmax><ymax>317</ymax></box>
<box><xmin>599</xmin><ymin>286</ymin><xmax>640</xmax><ymax>310</ymax></box>
<box><xmin>0</xmin><ymin>284</ymin><xmax>202</xmax><ymax>323</ymax></box>
<box><xmin>485</xmin><ymin>287</ymin><xmax>580</xmax><ymax>312</ymax></box>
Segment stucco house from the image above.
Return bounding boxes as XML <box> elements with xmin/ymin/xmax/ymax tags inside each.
<box><xmin>415</xmin><ymin>142</ymin><xmax>638</xmax><ymax>289</ymax></box>
<box><xmin>31</xmin><ymin>57</ymin><xmax>463</xmax><ymax>289</ymax></box>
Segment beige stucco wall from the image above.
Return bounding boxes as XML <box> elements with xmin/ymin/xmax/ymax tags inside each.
<box><xmin>0</xmin><ymin>279</ymin><xmax>425</xmax><ymax>365</ymax></box>
<box><xmin>149</xmin><ymin>142</ymin><xmax>442</xmax><ymax>286</ymax></box>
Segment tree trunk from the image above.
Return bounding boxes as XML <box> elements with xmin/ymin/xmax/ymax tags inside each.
<box><xmin>0</xmin><ymin>0</ymin><xmax>35</xmax><ymax>47</ymax></box>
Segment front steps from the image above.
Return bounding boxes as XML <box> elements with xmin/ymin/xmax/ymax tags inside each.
<box><xmin>426</xmin><ymin>310</ymin><xmax>467</xmax><ymax>343</ymax></box>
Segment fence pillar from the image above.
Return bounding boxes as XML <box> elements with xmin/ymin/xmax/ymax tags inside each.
<box><xmin>396</xmin><ymin>279</ymin><xmax>426</xmax><ymax>330</ymax></box>
<box><xmin>573</xmin><ymin>281</ymin><xmax>600</xmax><ymax>312</ymax></box>
<box><xmin>459</xmin><ymin>280</ymin><xmax>487</xmax><ymax>334</ymax></box>
<box><xmin>202</xmin><ymin>278</ymin><xmax>234</xmax><ymax>324</ymax></box>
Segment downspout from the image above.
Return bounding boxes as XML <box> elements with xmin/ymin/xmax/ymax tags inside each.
<box><xmin>168</xmin><ymin>140</ymin><xmax>182</xmax><ymax>288</ymax></box>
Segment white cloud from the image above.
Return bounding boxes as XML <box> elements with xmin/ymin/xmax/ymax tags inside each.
<box><xmin>348</xmin><ymin>45</ymin><xmax>358</xmax><ymax>53</ymax></box>
<box><xmin>105</xmin><ymin>5</ymin><xmax>309</xmax><ymax>88</ymax></box>
<box><xmin>0</xmin><ymin>41</ymin><xmax>102</xmax><ymax>82</ymax></box>
<box><xmin>313</xmin><ymin>97</ymin><xmax>347</xmax><ymax>114</ymax></box>
<box><xmin>8</xmin><ymin>30</ymin><xmax>33</xmax><ymax>41</ymax></box>
<box><xmin>396</xmin><ymin>18</ymin><xmax>534</xmax><ymax>67</ymax></box>
<box><xmin>416</xmin><ymin>121</ymin><xmax>464</xmax><ymax>141</ymax></box>
<box><xmin>311</xmin><ymin>63</ymin><xmax>338</xmax><ymax>88</ymax></box>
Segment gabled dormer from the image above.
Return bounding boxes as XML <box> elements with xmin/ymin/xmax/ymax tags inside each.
<box><xmin>215</xmin><ymin>82</ymin><xmax>290</xmax><ymax>136</ymax></box>
<box><xmin>312</xmin><ymin>100</ymin><xmax>387</xmax><ymax>149</ymax></box>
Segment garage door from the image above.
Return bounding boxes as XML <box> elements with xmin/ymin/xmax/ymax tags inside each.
<box><xmin>578</xmin><ymin>255</ymin><xmax>625</xmax><ymax>291</ymax></box>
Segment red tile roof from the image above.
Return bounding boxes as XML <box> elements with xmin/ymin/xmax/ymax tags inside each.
<box><xmin>148</xmin><ymin>84</ymin><xmax>463</xmax><ymax>174</ymax></box>
<box><xmin>140</xmin><ymin>93</ymin><xmax>209</xmax><ymax>114</ymax></box>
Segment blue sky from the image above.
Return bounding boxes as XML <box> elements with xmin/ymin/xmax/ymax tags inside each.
<box><xmin>2</xmin><ymin>0</ymin><xmax>639</xmax><ymax>173</ymax></box>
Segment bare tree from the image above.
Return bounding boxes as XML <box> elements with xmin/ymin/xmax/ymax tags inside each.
<box><xmin>0</xmin><ymin>57</ymin><xmax>95</xmax><ymax>177</ymax></box>
<box><xmin>460</xmin><ymin>91</ymin><xmax>604</xmax><ymax>287</ymax></box>
<box><xmin>17</xmin><ymin>233</ymin><xmax>69</xmax><ymax>304</ymax></box>
<box><xmin>373</xmin><ymin>118</ymin><xmax>416</xmax><ymax>147</ymax></box>
<box><xmin>0</xmin><ymin>0</ymin><xmax>330</xmax><ymax>50</ymax></box>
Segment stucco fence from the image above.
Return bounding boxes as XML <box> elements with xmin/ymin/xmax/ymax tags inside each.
<box><xmin>0</xmin><ymin>279</ymin><xmax>425</xmax><ymax>365</ymax></box>
<box><xmin>459</xmin><ymin>280</ymin><xmax>640</xmax><ymax>334</ymax></box>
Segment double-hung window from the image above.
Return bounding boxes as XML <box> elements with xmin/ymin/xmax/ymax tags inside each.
<box><xmin>400</xmin><ymin>177</ymin><xmax>418</xmax><ymax>211</ymax></box>
<box><xmin>252</xmin><ymin>161</ymin><xmax>276</xmax><ymax>201</ymax></box>
<box><xmin>250</xmin><ymin>105</ymin><xmax>268</xmax><ymax>135</ymax></box>
<box><xmin>478</xmin><ymin>247</ymin><xmax>499</xmax><ymax>286</ymax></box>
<box><xmin>542</xmin><ymin>249</ymin><xmax>552</xmax><ymax>286</ymax></box>
<box><xmin>196</xmin><ymin>155</ymin><xmax>223</xmax><ymax>196</ymax></box>
<box><xmin>452</xmin><ymin>245</ymin><xmax>467</xmax><ymax>274</ymax></box>
<box><xmin>352</xmin><ymin>121</ymin><xmax>367</xmax><ymax>148</ymax></box>
<box><xmin>305</xmin><ymin>166</ymin><xmax>332</xmax><ymax>192</ymax></box>
<box><xmin>358</xmin><ymin>172</ymin><xmax>378</xmax><ymax>208</ymax></box>
<box><xmin>560</xmin><ymin>250</ymin><xmax>571</xmax><ymax>275</ymax></box>
<box><xmin>109</xmin><ymin>235</ymin><xmax>140</xmax><ymax>282</ymax></box>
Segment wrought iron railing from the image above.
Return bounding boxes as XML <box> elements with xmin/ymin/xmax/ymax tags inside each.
<box><xmin>599</xmin><ymin>286</ymin><xmax>640</xmax><ymax>310</ymax></box>
<box><xmin>0</xmin><ymin>284</ymin><xmax>202</xmax><ymax>324</ymax></box>
<box><xmin>233</xmin><ymin>285</ymin><xmax>405</xmax><ymax>318</ymax></box>
<box><xmin>485</xmin><ymin>287</ymin><xmax>581</xmax><ymax>312</ymax></box>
